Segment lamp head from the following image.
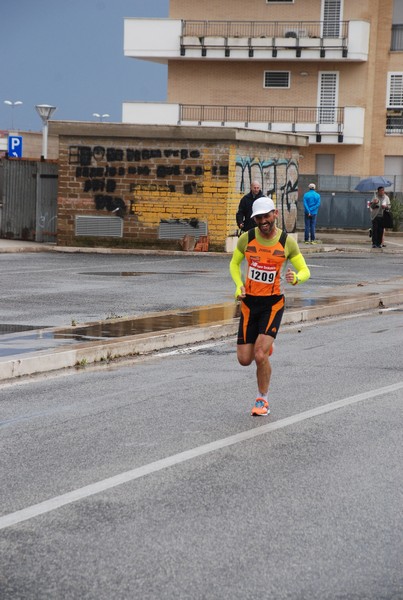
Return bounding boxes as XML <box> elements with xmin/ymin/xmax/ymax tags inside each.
<box><xmin>35</xmin><ymin>104</ymin><xmax>57</xmax><ymax>123</ymax></box>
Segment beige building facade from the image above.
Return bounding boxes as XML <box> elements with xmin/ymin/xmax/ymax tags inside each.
<box><xmin>123</xmin><ymin>0</ymin><xmax>403</xmax><ymax>186</ymax></box>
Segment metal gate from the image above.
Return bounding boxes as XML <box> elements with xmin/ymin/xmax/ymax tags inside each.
<box><xmin>297</xmin><ymin>174</ymin><xmax>402</xmax><ymax>230</ymax></box>
<box><xmin>315</xmin><ymin>192</ymin><xmax>372</xmax><ymax>229</ymax></box>
<box><xmin>0</xmin><ymin>159</ymin><xmax>58</xmax><ymax>242</ymax></box>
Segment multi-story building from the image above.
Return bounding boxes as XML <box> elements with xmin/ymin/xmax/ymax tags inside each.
<box><xmin>123</xmin><ymin>0</ymin><xmax>403</xmax><ymax>185</ymax></box>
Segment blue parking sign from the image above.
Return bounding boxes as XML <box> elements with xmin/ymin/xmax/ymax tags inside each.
<box><xmin>8</xmin><ymin>136</ymin><xmax>23</xmax><ymax>158</ymax></box>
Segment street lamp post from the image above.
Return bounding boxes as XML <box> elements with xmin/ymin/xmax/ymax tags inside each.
<box><xmin>4</xmin><ymin>100</ymin><xmax>23</xmax><ymax>129</ymax></box>
<box><xmin>92</xmin><ymin>113</ymin><xmax>110</xmax><ymax>122</ymax></box>
<box><xmin>35</xmin><ymin>104</ymin><xmax>57</xmax><ymax>159</ymax></box>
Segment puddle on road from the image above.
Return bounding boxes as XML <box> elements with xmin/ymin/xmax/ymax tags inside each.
<box><xmin>43</xmin><ymin>296</ymin><xmax>355</xmax><ymax>341</ymax></box>
<box><xmin>0</xmin><ymin>293</ymin><xmax>380</xmax><ymax>356</ymax></box>
<box><xmin>0</xmin><ymin>294</ymin><xmax>379</xmax><ymax>339</ymax></box>
<box><xmin>55</xmin><ymin>303</ymin><xmax>238</xmax><ymax>341</ymax></box>
<box><xmin>0</xmin><ymin>304</ymin><xmax>237</xmax><ymax>347</ymax></box>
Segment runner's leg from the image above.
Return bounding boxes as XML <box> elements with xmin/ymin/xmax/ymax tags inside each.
<box><xmin>253</xmin><ymin>334</ymin><xmax>274</xmax><ymax>396</ymax></box>
<box><xmin>237</xmin><ymin>343</ymin><xmax>255</xmax><ymax>366</ymax></box>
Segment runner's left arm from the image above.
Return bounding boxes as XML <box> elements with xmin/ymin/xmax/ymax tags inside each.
<box><xmin>288</xmin><ymin>253</ymin><xmax>310</xmax><ymax>285</ymax></box>
<box><xmin>285</xmin><ymin>237</ymin><xmax>310</xmax><ymax>285</ymax></box>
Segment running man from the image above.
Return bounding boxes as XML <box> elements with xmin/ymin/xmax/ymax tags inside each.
<box><xmin>229</xmin><ymin>196</ymin><xmax>311</xmax><ymax>416</ymax></box>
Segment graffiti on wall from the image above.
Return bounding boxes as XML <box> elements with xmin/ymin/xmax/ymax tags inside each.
<box><xmin>69</xmin><ymin>145</ymin><xmax>229</xmax><ymax>217</ymax></box>
<box><xmin>236</xmin><ymin>156</ymin><xmax>299</xmax><ymax>232</ymax></box>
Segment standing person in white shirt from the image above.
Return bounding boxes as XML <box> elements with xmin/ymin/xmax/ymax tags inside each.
<box><xmin>369</xmin><ymin>186</ymin><xmax>391</xmax><ymax>248</ymax></box>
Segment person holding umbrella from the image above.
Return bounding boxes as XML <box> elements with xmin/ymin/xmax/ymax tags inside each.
<box><xmin>369</xmin><ymin>186</ymin><xmax>391</xmax><ymax>248</ymax></box>
<box><xmin>355</xmin><ymin>176</ymin><xmax>393</xmax><ymax>248</ymax></box>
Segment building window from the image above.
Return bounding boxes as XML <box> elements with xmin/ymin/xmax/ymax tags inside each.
<box><xmin>322</xmin><ymin>0</ymin><xmax>342</xmax><ymax>37</ymax></box>
<box><xmin>391</xmin><ymin>25</ymin><xmax>403</xmax><ymax>50</ymax></box>
<box><xmin>391</xmin><ymin>4</ymin><xmax>403</xmax><ymax>51</ymax></box>
<box><xmin>316</xmin><ymin>154</ymin><xmax>335</xmax><ymax>176</ymax></box>
<box><xmin>386</xmin><ymin>73</ymin><xmax>403</xmax><ymax>134</ymax></box>
<box><xmin>318</xmin><ymin>72</ymin><xmax>338</xmax><ymax>123</ymax></box>
<box><xmin>264</xmin><ymin>71</ymin><xmax>290</xmax><ymax>88</ymax></box>
<box><xmin>388</xmin><ymin>73</ymin><xmax>403</xmax><ymax>107</ymax></box>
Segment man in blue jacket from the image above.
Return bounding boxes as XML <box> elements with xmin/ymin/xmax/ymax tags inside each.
<box><xmin>303</xmin><ymin>183</ymin><xmax>321</xmax><ymax>244</ymax></box>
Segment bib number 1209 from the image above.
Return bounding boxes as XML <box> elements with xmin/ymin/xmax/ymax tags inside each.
<box><xmin>249</xmin><ymin>267</ymin><xmax>275</xmax><ymax>283</ymax></box>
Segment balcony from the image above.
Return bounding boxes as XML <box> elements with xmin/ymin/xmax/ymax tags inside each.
<box><xmin>124</xmin><ymin>18</ymin><xmax>370</xmax><ymax>62</ymax></box>
<box><xmin>122</xmin><ymin>102</ymin><xmax>365</xmax><ymax>145</ymax></box>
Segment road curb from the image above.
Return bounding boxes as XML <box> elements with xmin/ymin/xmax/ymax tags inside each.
<box><xmin>1</xmin><ymin>242</ymin><xmax>402</xmax><ymax>256</ymax></box>
<box><xmin>1</xmin><ymin>289</ymin><xmax>402</xmax><ymax>383</ymax></box>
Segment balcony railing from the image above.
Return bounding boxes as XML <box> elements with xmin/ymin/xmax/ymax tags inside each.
<box><xmin>391</xmin><ymin>24</ymin><xmax>403</xmax><ymax>50</ymax></box>
<box><xmin>179</xmin><ymin>104</ymin><xmax>344</xmax><ymax>129</ymax></box>
<box><xmin>386</xmin><ymin>112</ymin><xmax>403</xmax><ymax>134</ymax></box>
<box><xmin>180</xmin><ymin>20</ymin><xmax>350</xmax><ymax>58</ymax></box>
<box><xmin>122</xmin><ymin>102</ymin><xmax>364</xmax><ymax>144</ymax></box>
<box><xmin>181</xmin><ymin>20</ymin><xmax>348</xmax><ymax>39</ymax></box>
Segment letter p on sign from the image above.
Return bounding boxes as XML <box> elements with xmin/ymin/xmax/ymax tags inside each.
<box><xmin>8</xmin><ymin>136</ymin><xmax>23</xmax><ymax>158</ymax></box>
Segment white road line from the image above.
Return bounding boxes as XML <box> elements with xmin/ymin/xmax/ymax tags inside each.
<box><xmin>1</xmin><ymin>381</ymin><xmax>402</xmax><ymax>531</ymax></box>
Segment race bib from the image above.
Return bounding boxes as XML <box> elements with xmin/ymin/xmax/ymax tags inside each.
<box><xmin>248</xmin><ymin>262</ymin><xmax>276</xmax><ymax>283</ymax></box>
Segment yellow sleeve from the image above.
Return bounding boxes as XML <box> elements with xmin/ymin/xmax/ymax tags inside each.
<box><xmin>289</xmin><ymin>252</ymin><xmax>310</xmax><ymax>284</ymax></box>
<box><xmin>229</xmin><ymin>247</ymin><xmax>245</xmax><ymax>299</ymax></box>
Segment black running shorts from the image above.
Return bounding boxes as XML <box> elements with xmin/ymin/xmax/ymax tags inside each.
<box><xmin>237</xmin><ymin>294</ymin><xmax>285</xmax><ymax>345</ymax></box>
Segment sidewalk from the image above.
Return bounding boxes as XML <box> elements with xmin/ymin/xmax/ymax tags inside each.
<box><xmin>1</xmin><ymin>232</ymin><xmax>402</xmax><ymax>382</ymax></box>
<box><xmin>308</xmin><ymin>230</ymin><xmax>403</xmax><ymax>252</ymax></box>
<box><xmin>1</xmin><ymin>230</ymin><xmax>402</xmax><ymax>254</ymax></box>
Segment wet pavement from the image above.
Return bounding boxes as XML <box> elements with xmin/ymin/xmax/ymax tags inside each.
<box><xmin>0</xmin><ymin>303</ymin><xmax>239</xmax><ymax>358</ymax></box>
<box><xmin>1</xmin><ymin>232</ymin><xmax>403</xmax><ymax>381</ymax></box>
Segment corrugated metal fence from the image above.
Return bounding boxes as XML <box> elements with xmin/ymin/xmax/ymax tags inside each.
<box><xmin>297</xmin><ymin>174</ymin><xmax>402</xmax><ymax>230</ymax></box>
<box><xmin>0</xmin><ymin>159</ymin><xmax>58</xmax><ymax>242</ymax></box>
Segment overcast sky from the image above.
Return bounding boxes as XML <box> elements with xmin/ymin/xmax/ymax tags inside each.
<box><xmin>0</xmin><ymin>0</ymin><xmax>169</xmax><ymax>132</ymax></box>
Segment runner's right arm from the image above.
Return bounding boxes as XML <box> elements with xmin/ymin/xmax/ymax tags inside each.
<box><xmin>229</xmin><ymin>247</ymin><xmax>245</xmax><ymax>299</ymax></box>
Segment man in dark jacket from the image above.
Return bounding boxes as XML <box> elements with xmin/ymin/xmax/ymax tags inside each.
<box><xmin>236</xmin><ymin>181</ymin><xmax>264</xmax><ymax>232</ymax></box>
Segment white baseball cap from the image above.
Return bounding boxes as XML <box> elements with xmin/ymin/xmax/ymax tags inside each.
<box><xmin>308</xmin><ymin>183</ymin><xmax>316</xmax><ymax>189</ymax></box>
<box><xmin>251</xmin><ymin>196</ymin><xmax>275</xmax><ymax>218</ymax></box>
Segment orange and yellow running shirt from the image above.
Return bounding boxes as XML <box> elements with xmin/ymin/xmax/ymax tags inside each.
<box><xmin>230</xmin><ymin>228</ymin><xmax>308</xmax><ymax>298</ymax></box>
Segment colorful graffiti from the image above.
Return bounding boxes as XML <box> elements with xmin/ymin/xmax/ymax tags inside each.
<box><xmin>236</xmin><ymin>156</ymin><xmax>299</xmax><ymax>232</ymax></box>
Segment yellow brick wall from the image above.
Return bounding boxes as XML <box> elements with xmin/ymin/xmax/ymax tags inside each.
<box><xmin>57</xmin><ymin>134</ymin><xmax>300</xmax><ymax>248</ymax></box>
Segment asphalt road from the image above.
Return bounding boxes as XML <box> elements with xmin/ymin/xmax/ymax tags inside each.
<box><xmin>1</xmin><ymin>250</ymin><xmax>403</xmax><ymax>327</ymax></box>
<box><xmin>1</xmin><ymin>310</ymin><xmax>402</xmax><ymax>599</ymax></box>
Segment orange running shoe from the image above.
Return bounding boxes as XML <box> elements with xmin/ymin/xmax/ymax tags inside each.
<box><xmin>251</xmin><ymin>398</ymin><xmax>270</xmax><ymax>416</ymax></box>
